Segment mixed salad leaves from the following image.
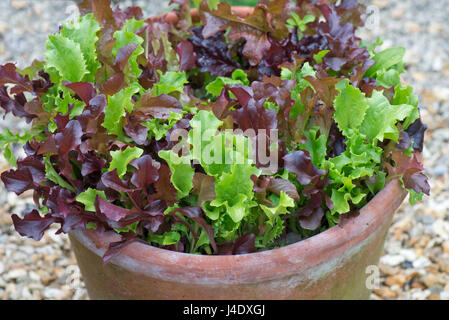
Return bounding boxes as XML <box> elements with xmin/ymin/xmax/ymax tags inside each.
<box><xmin>0</xmin><ymin>0</ymin><xmax>429</xmax><ymax>262</ymax></box>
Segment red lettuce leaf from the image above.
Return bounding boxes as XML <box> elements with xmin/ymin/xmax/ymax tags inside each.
<box><xmin>189</xmin><ymin>26</ymin><xmax>240</xmax><ymax>76</ymax></box>
<box><xmin>283</xmin><ymin>150</ymin><xmax>326</xmax><ymax>185</ymax></box>
<box><xmin>386</xmin><ymin>151</ymin><xmax>430</xmax><ymax>196</ymax></box>
<box><xmin>130</xmin><ymin>155</ymin><xmax>160</xmax><ymax>191</ymax></box>
<box><xmin>101</xmin><ymin>169</ymin><xmax>134</xmax><ymax>192</ymax></box>
<box><xmin>176</xmin><ymin>40</ymin><xmax>198</xmax><ymax>72</ymax></box>
<box><xmin>11</xmin><ymin>210</ymin><xmax>59</xmax><ymax>241</ymax></box>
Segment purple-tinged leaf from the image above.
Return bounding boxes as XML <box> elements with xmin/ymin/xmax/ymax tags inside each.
<box><xmin>176</xmin><ymin>40</ymin><xmax>198</xmax><ymax>72</ymax></box>
<box><xmin>1</xmin><ymin>167</ymin><xmax>34</xmax><ymax>195</ymax></box>
<box><xmin>405</xmin><ymin>118</ymin><xmax>427</xmax><ymax>152</ymax></box>
<box><xmin>100</xmin><ymin>72</ymin><xmax>125</xmax><ymax>96</ymax></box>
<box><xmin>124</xmin><ymin>113</ymin><xmax>149</xmax><ymax>145</ymax></box>
<box><xmin>283</xmin><ymin>150</ymin><xmax>325</xmax><ymax>185</ymax></box>
<box><xmin>298</xmin><ymin>207</ymin><xmax>325</xmax><ymax>230</ymax></box>
<box><xmin>55</xmin><ymin>120</ymin><xmax>83</xmax><ymax>154</ymax></box>
<box><xmin>0</xmin><ymin>63</ymin><xmax>33</xmax><ymax>91</ymax></box>
<box><xmin>102</xmin><ymin>232</ymin><xmax>146</xmax><ymax>265</ymax></box>
<box><xmin>11</xmin><ymin>210</ymin><xmax>59</xmax><ymax>241</ymax></box>
<box><xmin>386</xmin><ymin>151</ymin><xmax>430</xmax><ymax>196</ymax></box>
<box><xmin>115</xmin><ymin>43</ymin><xmax>138</xmax><ymax>71</ymax></box>
<box><xmin>78</xmin><ymin>152</ymin><xmax>107</xmax><ymax>176</ymax></box>
<box><xmin>189</xmin><ymin>26</ymin><xmax>239</xmax><ymax>76</ymax></box>
<box><xmin>101</xmin><ymin>169</ymin><xmax>133</xmax><ymax>192</ymax></box>
<box><xmin>130</xmin><ymin>155</ymin><xmax>160</xmax><ymax>190</ymax></box>
<box><xmin>134</xmin><ymin>93</ymin><xmax>182</xmax><ymax>119</ymax></box>
<box><xmin>96</xmin><ymin>196</ymin><xmax>130</xmax><ymax>222</ymax></box>
<box><xmin>0</xmin><ymin>88</ymin><xmax>35</xmax><ymax>122</ymax></box>
<box><xmin>233</xmin><ymin>233</ymin><xmax>256</xmax><ymax>254</ymax></box>
<box><xmin>64</xmin><ymin>82</ymin><xmax>97</xmax><ymax>105</ymax></box>
<box><xmin>268</xmin><ymin>178</ymin><xmax>300</xmax><ymax>202</ymax></box>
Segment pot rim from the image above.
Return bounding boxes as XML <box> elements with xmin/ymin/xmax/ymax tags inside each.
<box><xmin>70</xmin><ymin>6</ymin><xmax>408</xmax><ymax>284</ymax></box>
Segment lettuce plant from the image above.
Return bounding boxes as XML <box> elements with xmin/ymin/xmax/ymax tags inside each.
<box><xmin>0</xmin><ymin>0</ymin><xmax>429</xmax><ymax>262</ymax></box>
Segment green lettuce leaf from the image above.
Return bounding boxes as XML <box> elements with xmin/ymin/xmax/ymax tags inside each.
<box><xmin>60</xmin><ymin>13</ymin><xmax>101</xmax><ymax>82</ymax></box>
<box><xmin>158</xmin><ymin>150</ymin><xmax>194</xmax><ymax>199</ymax></box>
<box><xmin>334</xmin><ymin>79</ymin><xmax>368</xmax><ymax>130</ymax></box>
<box><xmin>210</xmin><ymin>163</ymin><xmax>261</xmax><ymax>223</ymax></box>
<box><xmin>108</xmin><ymin>146</ymin><xmax>144</xmax><ymax>178</ymax></box>
<box><xmin>392</xmin><ymin>84</ymin><xmax>420</xmax><ymax>129</ymax></box>
<box><xmin>113</xmin><ymin>18</ymin><xmax>145</xmax><ymax>78</ymax></box>
<box><xmin>256</xmin><ymin>215</ymin><xmax>284</xmax><ymax>248</ymax></box>
<box><xmin>301</xmin><ymin>126</ymin><xmax>327</xmax><ymax>168</ymax></box>
<box><xmin>152</xmin><ymin>71</ymin><xmax>188</xmax><ymax>96</ymax></box>
<box><xmin>260</xmin><ymin>191</ymin><xmax>295</xmax><ymax>223</ymax></box>
<box><xmin>76</xmin><ymin>188</ymin><xmax>107</xmax><ymax>212</ymax></box>
<box><xmin>188</xmin><ymin>109</ymin><xmax>223</xmax><ymax>167</ymax></box>
<box><xmin>359</xmin><ymin>90</ymin><xmax>415</xmax><ymax>142</ymax></box>
<box><xmin>102</xmin><ymin>86</ymin><xmax>140</xmax><ymax>137</ymax></box>
<box><xmin>45</xmin><ymin>34</ymin><xmax>87</xmax><ymax>83</ymax></box>
<box><xmin>142</xmin><ymin>111</ymin><xmax>184</xmax><ymax>141</ymax></box>
<box><xmin>364</xmin><ymin>47</ymin><xmax>406</xmax><ymax>78</ymax></box>
<box><xmin>0</xmin><ymin>129</ymin><xmax>35</xmax><ymax>167</ymax></box>
<box><xmin>205</xmin><ymin>69</ymin><xmax>249</xmax><ymax>97</ymax></box>
<box><xmin>284</xmin><ymin>62</ymin><xmax>316</xmax><ymax>119</ymax></box>
<box><xmin>148</xmin><ymin>231</ymin><xmax>181</xmax><ymax>246</ymax></box>
<box><xmin>44</xmin><ymin>154</ymin><xmax>76</xmax><ymax>192</ymax></box>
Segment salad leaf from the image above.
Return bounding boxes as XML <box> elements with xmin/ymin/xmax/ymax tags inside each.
<box><xmin>44</xmin><ymin>154</ymin><xmax>75</xmax><ymax>192</ymax></box>
<box><xmin>45</xmin><ymin>34</ymin><xmax>87</xmax><ymax>83</ymax></box>
<box><xmin>108</xmin><ymin>146</ymin><xmax>144</xmax><ymax>178</ymax></box>
<box><xmin>365</xmin><ymin>47</ymin><xmax>406</xmax><ymax>78</ymax></box>
<box><xmin>152</xmin><ymin>71</ymin><xmax>188</xmax><ymax>96</ymax></box>
<box><xmin>102</xmin><ymin>86</ymin><xmax>140</xmax><ymax>137</ymax></box>
<box><xmin>210</xmin><ymin>163</ymin><xmax>261</xmax><ymax>223</ymax></box>
<box><xmin>158</xmin><ymin>150</ymin><xmax>194</xmax><ymax>199</ymax></box>
<box><xmin>360</xmin><ymin>90</ymin><xmax>415</xmax><ymax>142</ymax></box>
<box><xmin>112</xmin><ymin>18</ymin><xmax>145</xmax><ymax>77</ymax></box>
<box><xmin>206</xmin><ymin>69</ymin><xmax>249</xmax><ymax>97</ymax></box>
<box><xmin>334</xmin><ymin>79</ymin><xmax>368</xmax><ymax>131</ymax></box>
<box><xmin>76</xmin><ymin>188</ymin><xmax>107</xmax><ymax>212</ymax></box>
<box><xmin>60</xmin><ymin>13</ymin><xmax>101</xmax><ymax>81</ymax></box>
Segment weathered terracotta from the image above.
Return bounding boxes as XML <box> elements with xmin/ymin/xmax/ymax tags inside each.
<box><xmin>68</xmin><ymin>7</ymin><xmax>408</xmax><ymax>300</ymax></box>
<box><xmin>69</xmin><ymin>178</ymin><xmax>406</xmax><ymax>300</ymax></box>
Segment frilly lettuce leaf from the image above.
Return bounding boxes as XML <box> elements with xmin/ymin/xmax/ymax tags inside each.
<box><xmin>205</xmin><ymin>69</ymin><xmax>249</xmax><ymax>97</ymax></box>
<box><xmin>102</xmin><ymin>86</ymin><xmax>140</xmax><ymax>137</ymax></box>
<box><xmin>76</xmin><ymin>187</ymin><xmax>107</xmax><ymax>212</ymax></box>
<box><xmin>108</xmin><ymin>146</ymin><xmax>144</xmax><ymax>178</ymax></box>
<box><xmin>60</xmin><ymin>13</ymin><xmax>100</xmax><ymax>82</ymax></box>
<box><xmin>152</xmin><ymin>71</ymin><xmax>188</xmax><ymax>96</ymax></box>
<box><xmin>45</xmin><ymin>34</ymin><xmax>87</xmax><ymax>83</ymax></box>
<box><xmin>142</xmin><ymin>110</ymin><xmax>184</xmax><ymax>141</ymax></box>
<box><xmin>334</xmin><ymin>78</ymin><xmax>368</xmax><ymax>131</ymax></box>
<box><xmin>210</xmin><ymin>163</ymin><xmax>261</xmax><ymax>223</ymax></box>
<box><xmin>113</xmin><ymin>18</ymin><xmax>145</xmax><ymax>78</ymax></box>
<box><xmin>260</xmin><ymin>191</ymin><xmax>295</xmax><ymax>224</ymax></box>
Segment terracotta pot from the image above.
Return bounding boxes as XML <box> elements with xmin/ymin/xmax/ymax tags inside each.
<box><xmin>69</xmin><ymin>178</ymin><xmax>406</xmax><ymax>300</ymax></box>
<box><xmin>68</xmin><ymin>7</ymin><xmax>408</xmax><ymax>300</ymax></box>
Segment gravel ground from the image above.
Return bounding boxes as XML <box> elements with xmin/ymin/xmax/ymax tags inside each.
<box><xmin>0</xmin><ymin>0</ymin><xmax>448</xmax><ymax>300</ymax></box>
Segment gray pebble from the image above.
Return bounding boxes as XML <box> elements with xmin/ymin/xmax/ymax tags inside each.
<box><xmin>433</xmin><ymin>165</ymin><xmax>448</xmax><ymax>177</ymax></box>
<box><xmin>6</xmin><ymin>269</ymin><xmax>28</xmax><ymax>281</ymax></box>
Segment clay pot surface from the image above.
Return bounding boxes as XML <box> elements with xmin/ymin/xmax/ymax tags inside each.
<box><xmin>70</xmin><ymin>179</ymin><xmax>406</xmax><ymax>299</ymax></box>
